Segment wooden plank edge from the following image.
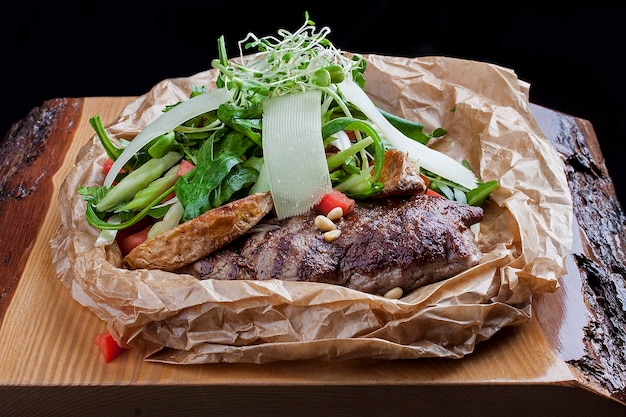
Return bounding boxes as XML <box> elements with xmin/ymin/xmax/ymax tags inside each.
<box><xmin>530</xmin><ymin>103</ymin><xmax>626</xmax><ymax>404</ymax></box>
<box><xmin>0</xmin><ymin>98</ymin><xmax>84</xmax><ymax>324</ymax></box>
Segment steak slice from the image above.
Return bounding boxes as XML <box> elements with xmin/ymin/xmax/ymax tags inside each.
<box><xmin>184</xmin><ymin>195</ymin><xmax>484</xmax><ymax>296</ymax></box>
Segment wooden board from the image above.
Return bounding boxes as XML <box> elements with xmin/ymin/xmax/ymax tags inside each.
<box><xmin>0</xmin><ymin>97</ymin><xmax>624</xmax><ymax>417</ymax></box>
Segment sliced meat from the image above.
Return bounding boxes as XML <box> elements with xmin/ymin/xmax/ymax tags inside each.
<box><xmin>184</xmin><ymin>194</ymin><xmax>484</xmax><ymax>296</ymax></box>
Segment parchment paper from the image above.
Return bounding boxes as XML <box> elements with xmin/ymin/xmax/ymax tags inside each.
<box><xmin>50</xmin><ymin>54</ymin><xmax>574</xmax><ymax>364</ymax></box>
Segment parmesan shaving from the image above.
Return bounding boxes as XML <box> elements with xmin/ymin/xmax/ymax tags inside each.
<box><xmin>262</xmin><ymin>90</ymin><xmax>332</xmax><ymax>219</ymax></box>
<box><xmin>339</xmin><ymin>79</ymin><xmax>479</xmax><ymax>190</ymax></box>
<box><xmin>104</xmin><ymin>88</ymin><xmax>231</xmax><ymax>187</ymax></box>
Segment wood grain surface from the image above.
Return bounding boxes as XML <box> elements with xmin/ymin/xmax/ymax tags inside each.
<box><xmin>0</xmin><ymin>97</ymin><xmax>624</xmax><ymax>417</ymax></box>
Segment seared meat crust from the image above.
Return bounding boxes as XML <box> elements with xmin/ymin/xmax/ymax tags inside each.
<box><xmin>185</xmin><ymin>195</ymin><xmax>484</xmax><ymax>296</ymax></box>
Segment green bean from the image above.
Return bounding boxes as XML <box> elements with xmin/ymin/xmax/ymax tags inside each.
<box><xmin>148</xmin><ymin>131</ymin><xmax>176</xmax><ymax>158</ymax></box>
<box><xmin>89</xmin><ymin>115</ymin><xmax>123</xmax><ymax>160</ymax></box>
<box><xmin>94</xmin><ymin>151</ymin><xmax>181</xmax><ymax>212</ymax></box>
<box><xmin>321</xmin><ymin>117</ymin><xmax>385</xmax><ymax>182</ymax></box>
<box><xmin>325</xmin><ymin>136</ymin><xmax>373</xmax><ymax>171</ymax></box>
<box><xmin>117</xmin><ymin>163</ymin><xmax>180</xmax><ymax>212</ymax></box>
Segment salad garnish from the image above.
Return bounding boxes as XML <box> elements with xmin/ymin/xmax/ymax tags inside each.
<box><xmin>79</xmin><ymin>12</ymin><xmax>498</xmax><ymax>246</ymax></box>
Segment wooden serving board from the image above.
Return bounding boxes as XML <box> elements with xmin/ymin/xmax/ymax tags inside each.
<box><xmin>0</xmin><ymin>97</ymin><xmax>624</xmax><ymax>416</ymax></box>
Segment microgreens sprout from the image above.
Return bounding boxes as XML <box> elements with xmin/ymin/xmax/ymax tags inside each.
<box><xmin>212</xmin><ymin>12</ymin><xmax>360</xmax><ymax>109</ymax></box>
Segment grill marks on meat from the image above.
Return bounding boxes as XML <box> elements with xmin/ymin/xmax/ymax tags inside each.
<box><xmin>185</xmin><ymin>195</ymin><xmax>484</xmax><ymax>296</ymax></box>
<box><xmin>189</xmin><ymin>217</ymin><xmax>345</xmax><ymax>285</ymax></box>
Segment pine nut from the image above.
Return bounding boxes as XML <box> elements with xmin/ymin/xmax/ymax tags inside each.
<box><xmin>383</xmin><ymin>287</ymin><xmax>403</xmax><ymax>299</ymax></box>
<box><xmin>323</xmin><ymin>229</ymin><xmax>341</xmax><ymax>242</ymax></box>
<box><xmin>326</xmin><ymin>206</ymin><xmax>343</xmax><ymax>221</ymax></box>
<box><xmin>315</xmin><ymin>215</ymin><xmax>336</xmax><ymax>231</ymax></box>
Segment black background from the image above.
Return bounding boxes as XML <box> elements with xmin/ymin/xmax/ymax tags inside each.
<box><xmin>2</xmin><ymin>1</ymin><xmax>625</xmax><ymax>207</ymax></box>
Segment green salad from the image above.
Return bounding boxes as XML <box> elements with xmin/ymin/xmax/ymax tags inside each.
<box><xmin>79</xmin><ymin>12</ymin><xmax>498</xmax><ymax>248</ymax></box>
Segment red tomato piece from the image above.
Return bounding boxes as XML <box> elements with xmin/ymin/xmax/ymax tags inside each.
<box><xmin>177</xmin><ymin>159</ymin><xmax>195</xmax><ymax>176</ymax></box>
<box><xmin>94</xmin><ymin>331</ymin><xmax>127</xmax><ymax>363</ymax></box>
<box><xmin>117</xmin><ymin>224</ymin><xmax>152</xmax><ymax>256</ymax></box>
<box><xmin>314</xmin><ymin>189</ymin><xmax>355</xmax><ymax>217</ymax></box>
<box><xmin>158</xmin><ymin>160</ymin><xmax>194</xmax><ymax>202</ymax></box>
<box><xmin>425</xmin><ymin>188</ymin><xmax>443</xmax><ymax>198</ymax></box>
<box><xmin>102</xmin><ymin>158</ymin><xmax>115</xmax><ymax>175</ymax></box>
<box><xmin>418</xmin><ymin>174</ymin><xmax>443</xmax><ymax>198</ymax></box>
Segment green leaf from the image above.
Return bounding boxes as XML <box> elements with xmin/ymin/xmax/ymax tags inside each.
<box><xmin>466</xmin><ymin>180</ymin><xmax>499</xmax><ymax>206</ymax></box>
<box><xmin>175</xmin><ymin>153</ymin><xmax>241</xmax><ymax>221</ymax></box>
<box><xmin>321</xmin><ymin>116</ymin><xmax>385</xmax><ymax>183</ymax></box>
<box><xmin>209</xmin><ymin>165</ymin><xmax>259</xmax><ymax>207</ymax></box>
<box><xmin>217</xmin><ymin>102</ymin><xmax>263</xmax><ymax>146</ymax></box>
<box><xmin>89</xmin><ymin>115</ymin><xmax>124</xmax><ymax>160</ymax></box>
<box><xmin>378</xmin><ymin>108</ymin><xmax>446</xmax><ymax>145</ymax></box>
<box><xmin>78</xmin><ymin>184</ymin><xmax>107</xmax><ymax>204</ymax></box>
<box><xmin>174</xmin><ymin>131</ymin><xmax>258</xmax><ymax>222</ymax></box>
<box><xmin>84</xmin><ymin>185</ymin><xmax>175</xmax><ymax>230</ymax></box>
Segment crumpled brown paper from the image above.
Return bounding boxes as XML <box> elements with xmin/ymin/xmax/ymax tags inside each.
<box><xmin>50</xmin><ymin>54</ymin><xmax>574</xmax><ymax>364</ymax></box>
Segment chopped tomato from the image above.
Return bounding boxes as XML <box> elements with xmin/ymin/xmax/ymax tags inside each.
<box><xmin>94</xmin><ymin>331</ymin><xmax>127</xmax><ymax>363</ymax></box>
<box><xmin>117</xmin><ymin>224</ymin><xmax>152</xmax><ymax>255</ymax></box>
<box><xmin>115</xmin><ymin>216</ymin><xmax>153</xmax><ymax>255</ymax></box>
<box><xmin>419</xmin><ymin>174</ymin><xmax>442</xmax><ymax>197</ymax></box>
<box><xmin>163</xmin><ymin>191</ymin><xmax>176</xmax><ymax>202</ymax></box>
<box><xmin>425</xmin><ymin>188</ymin><xmax>443</xmax><ymax>198</ymax></box>
<box><xmin>114</xmin><ymin>206</ymin><xmax>155</xmax><ymax>255</ymax></box>
<box><xmin>177</xmin><ymin>159</ymin><xmax>195</xmax><ymax>176</ymax></box>
<box><xmin>159</xmin><ymin>160</ymin><xmax>194</xmax><ymax>202</ymax></box>
<box><xmin>314</xmin><ymin>189</ymin><xmax>355</xmax><ymax>217</ymax></box>
<box><xmin>102</xmin><ymin>157</ymin><xmax>115</xmax><ymax>175</ymax></box>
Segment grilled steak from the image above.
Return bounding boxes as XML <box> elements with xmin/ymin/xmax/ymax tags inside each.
<box><xmin>184</xmin><ymin>195</ymin><xmax>484</xmax><ymax>296</ymax></box>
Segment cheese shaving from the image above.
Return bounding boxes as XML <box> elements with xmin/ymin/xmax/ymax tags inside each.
<box><xmin>262</xmin><ymin>90</ymin><xmax>332</xmax><ymax>219</ymax></box>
